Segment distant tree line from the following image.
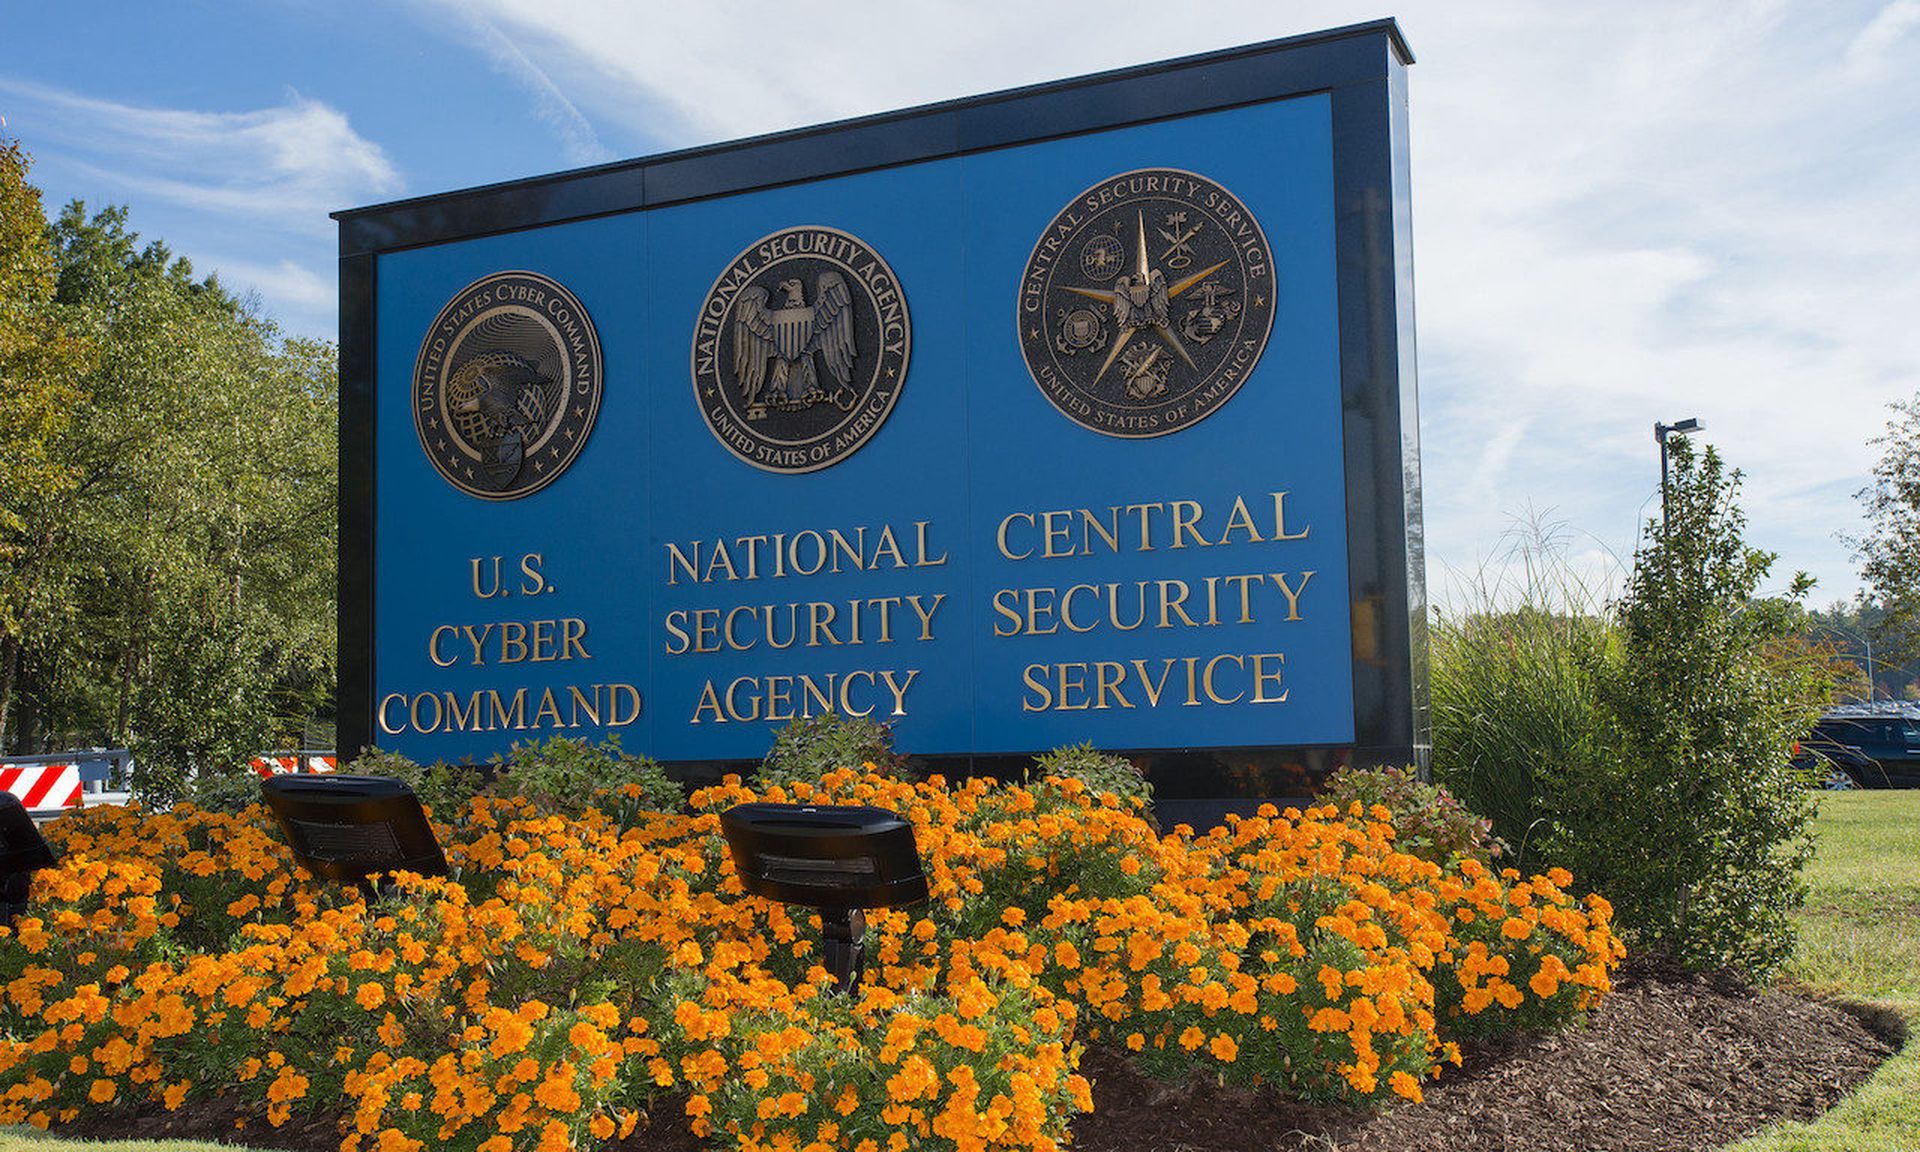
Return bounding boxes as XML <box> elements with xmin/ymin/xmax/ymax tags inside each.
<box><xmin>0</xmin><ymin>139</ymin><xmax>336</xmax><ymax>800</ymax></box>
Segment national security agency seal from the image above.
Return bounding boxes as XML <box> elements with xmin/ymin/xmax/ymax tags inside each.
<box><xmin>691</xmin><ymin>226</ymin><xmax>910</xmax><ymax>473</ymax></box>
<box><xmin>1018</xmin><ymin>169</ymin><xmax>1276</xmax><ymax>437</ymax></box>
<box><xmin>413</xmin><ymin>271</ymin><xmax>603</xmax><ymax>500</ymax></box>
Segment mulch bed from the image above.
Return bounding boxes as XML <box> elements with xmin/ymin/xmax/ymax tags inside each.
<box><xmin>53</xmin><ymin>964</ymin><xmax>1904</xmax><ymax>1152</ymax></box>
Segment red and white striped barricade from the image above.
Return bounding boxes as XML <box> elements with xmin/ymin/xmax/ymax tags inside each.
<box><xmin>0</xmin><ymin>762</ymin><xmax>83</xmax><ymax>815</ymax></box>
<box><xmin>250</xmin><ymin>753</ymin><xmax>339</xmax><ymax>778</ymax></box>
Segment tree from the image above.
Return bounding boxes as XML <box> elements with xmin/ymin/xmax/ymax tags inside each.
<box><xmin>1546</xmin><ymin>439</ymin><xmax>1832</xmax><ymax>975</ymax></box>
<box><xmin>0</xmin><ymin>147</ymin><xmax>337</xmax><ymax>802</ymax></box>
<box><xmin>1854</xmin><ymin>399</ymin><xmax>1920</xmax><ymax>668</ymax></box>
<box><xmin>0</xmin><ymin>139</ymin><xmax>95</xmax><ymax>741</ymax></box>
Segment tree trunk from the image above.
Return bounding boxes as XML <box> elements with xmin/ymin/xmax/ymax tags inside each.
<box><xmin>0</xmin><ymin>633</ymin><xmax>18</xmax><ymax>754</ymax></box>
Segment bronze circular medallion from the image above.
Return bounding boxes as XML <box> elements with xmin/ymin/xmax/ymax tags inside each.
<box><xmin>412</xmin><ymin>270</ymin><xmax>603</xmax><ymax>500</ymax></box>
<box><xmin>691</xmin><ymin>226</ymin><xmax>911</xmax><ymax>473</ymax></box>
<box><xmin>1017</xmin><ymin>169</ymin><xmax>1276</xmax><ymax>437</ymax></box>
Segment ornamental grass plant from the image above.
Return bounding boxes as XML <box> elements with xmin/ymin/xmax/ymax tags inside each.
<box><xmin>0</xmin><ymin>764</ymin><xmax>1620</xmax><ymax>1152</ymax></box>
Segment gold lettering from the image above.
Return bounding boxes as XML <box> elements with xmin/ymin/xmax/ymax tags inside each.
<box><xmin>666</xmin><ymin>541</ymin><xmax>700</xmax><ymax>585</ymax></box>
<box><xmin>563</xmin><ymin>618</ymin><xmax>590</xmax><ymax>659</ymax></box>
<box><xmin>992</xmin><ymin>588</ymin><xmax>1023</xmax><ymax>636</ymax></box>
<box><xmin>568</xmin><ymin>686</ymin><xmax>601</xmax><ymax>727</ymax></box>
<box><xmin>879</xmin><ymin>669</ymin><xmax>918</xmax><ymax>717</ymax></box>
<box><xmin>1170</xmin><ymin>499</ymin><xmax>1210</xmax><ymax>548</ymax></box>
<box><xmin>1157</xmin><ymin>580</ymin><xmax>1197</xmax><ymax>628</ymax></box>
<box><xmin>997</xmin><ymin>512</ymin><xmax>1034</xmax><ymax>560</ymax></box>
<box><xmin>445</xmin><ymin>690</ymin><xmax>483</xmax><ymax>731</ymax></box>
<box><xmin>766</xmin><ymin>675</ymin><xmax>794</xmax><ymax>721</ymax></box>
<box><xmin>1220</xmin><ymin>496</ymin><xmax>1264</xmax><ymax>544</ymax></box>
<box><xmin>1271</xmin><ymin>491</ymin><xmax>1309</xmax><ymax>540</ymax></box>
<box><xmin>1252</xmin><ymin>653</ymin><xmax>1288</xmax><ymax>703</ymax></box>
<box><xmin>724</xmin><ymin>677</ymin><xmax>760</xmax><ymax>722</ymax></box>
<box><xmin>871</xmin><ymin>525</ymin><xmax>906</xmax><ymax>569</ymax></box>
<box><xmin>839</xmin><ymin>670</ymin><xmax>876</xmax><ymax>717</ymax></box>
<box><xmin>1054</xmin><ymin>662</ymin><xmax>1090</xmax><ymax>710</ymax></box>
<box><xmin>1021</xmin><ymin>664</ymin><xmax>1052</xmax><ymax>711</ymax></box>
<box><xmin>1272</xmin><ymin>571</ymin><xmax>1314</xmax><ymax>620</ymax></box>
<box><xmin>378</xmin><ymin>694</ymin><xmax>407</xmax><ymax>735</ymax></box>
<box><xmin>807</xmin><ymin>601</ymin><xmax>841</xmax><ymax>647</ymax></box>
<box><xmin>1026</xmin><ymin>586</ymin><xmax>1059</xmax><ymax>635</ymax></box>
<box><xmin>1060</xmin><ymin>584</ymin><xmax>1099</xmax><ymax>633</ymax></box>
<box><xmin>1041</xmin><ymin>511</ymin><xmax>1074</xmax><ymax>558</ymax></box>
<box><xmin>692</xmin><ymin>681</ymin><xmax>724</xmax><ymax>724</ymax></box>
<box><xmin>1131</xmin><ymin>659</ymin><xmax>1174</xmax><ymax>707</ymax></box>
<box><xmin>530</xmin><ymin>619</ymin><xmax>556</xmax><ymax>662</ymax></box>
<box><xmin>906</xmin><ymin>593</ymin><xmax>944</xmax><ymax>641</ymax></box>
<box><xmin>1094</xmin><ymin>661</ymin><xmax>1132</xmax><ymax>709</ymax></box>
<box><xmin>1203</xmin><ymin>654</ymin><xmax>1245</xmax><ymax>704</ymax></box>
<box><xmin>607</xmin><ymin>683</ymin><xmax>643</xmax><ymax>727</ymax></box>
<box><xmin>429</xmin><ymin>625</ymin><xmax>459</xmax><ymax>667</ymax></box>
<box><xmin>488</xmin><ymin>689</ymin><xmax>529</xmax><ymax>730</ymax></box>
<box><xmin>499</xmin><ymin>622</ymin><xmax>528</xmax><ymax>663</ymax></box>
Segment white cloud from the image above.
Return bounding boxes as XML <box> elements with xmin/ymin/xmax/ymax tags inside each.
<box><xmin>411</xmin><ymin>1</ymin><xmax>1918</xmax><ymax>600</ymax></box>
<box><xmin>1845</xmin><ymin>0</ymin><xmax>1920</xmax><ymax>77</ymax></box>
<box><xmin>11</xmin><ymin>3</ymin><xmax>1910</xmax><ymax>601</ymax></box>
<box><xmin>0</xmin><ymin>80</ymin><xmax>400</xmax><ymax>233</ymax></box>
<box><xmin>442</xmin><ymin>12</ymin><xmax>613</xmax><ymax>166</ymax></box>
<box><xmin>208</xmin><ymin>257</ymin><xmax>336</xmax><ymax>316</ymax></box>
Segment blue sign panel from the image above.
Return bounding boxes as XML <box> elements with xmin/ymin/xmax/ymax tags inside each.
<box><xmin>340</xmin><ymin>22</ymin><xmax>1424</xmax><ymax>793</ymax></box>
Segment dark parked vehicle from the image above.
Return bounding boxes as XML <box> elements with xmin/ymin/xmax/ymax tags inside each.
<box><xmin>1792</xmin><ymin>704</ymin><xmax>1920</xmax><ymax>789</ymax></box>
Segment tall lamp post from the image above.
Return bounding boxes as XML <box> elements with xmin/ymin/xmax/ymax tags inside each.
<box><xmin>1655</xmin><ymin>417</ymin><xmax>1705</xmax><ymax>530</ymax></box>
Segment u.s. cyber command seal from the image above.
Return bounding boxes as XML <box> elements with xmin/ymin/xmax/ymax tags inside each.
<box><xmin>1018</xmin><ymin>169</ymin><xmax>1276</xmax><ymax>437</ymax></box>
<box><xmin>691</xmin><ymin>226</ymin><xmax>910</xmax><ymax>473</ymax></box>
<box><xmin>412</xmin><ymin>270</ymin><xmax>602</xmax><ymax>500</ymax></box>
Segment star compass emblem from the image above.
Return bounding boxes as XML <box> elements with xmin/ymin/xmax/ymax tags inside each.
<box><xmin>1017</xmin><ymin>169</ymin><xmax>1276</xmax><ymax>438</ymax></box>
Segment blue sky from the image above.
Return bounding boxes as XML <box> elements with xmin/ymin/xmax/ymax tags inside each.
<box><xmin>5</xmin><ymin>1</ymin><xmax>1918</xmax><ymax>611</ymax></box>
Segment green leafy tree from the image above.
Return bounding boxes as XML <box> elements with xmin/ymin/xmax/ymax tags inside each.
<box><xmin>0</xmin><ymin>139</ymin><xmax>94</xmax><ymax>741</ymax></box>
<box><xmin>1853</xmin><ymin>399</ymin><xmax>1920</xmax><ymax>670</ymax></box>
<box><xmin>0</xmin><ymin>156</ymin><xmax>337</xmax><ymax>802</ymax></box>
<box><xmin>1547</xmin><ymin>439</ymin><xmax>1831</xmax><ymax>975</ymax></box>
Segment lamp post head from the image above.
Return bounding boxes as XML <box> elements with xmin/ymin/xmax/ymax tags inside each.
<box><xmin>1655</xmin><ymin>417</ymin><xmax>1705</xmax><ymax>442</ymax></box>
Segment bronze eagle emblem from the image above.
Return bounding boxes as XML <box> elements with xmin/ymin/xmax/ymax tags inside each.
<box><xmin>732</xmin><ymin>273</ymin><xmax>856</xmax><ymax>414</ymax></box>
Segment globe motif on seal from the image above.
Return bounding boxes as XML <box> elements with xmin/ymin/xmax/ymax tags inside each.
<box><xmin>412</xmin><ymin>271</ymin><xmax>603</xmax><ymax>500</ymax></box>
<box><xmin>446</xmin><ymin>351</ymin><xmax>552</xmax><ymax>455</ymax></box>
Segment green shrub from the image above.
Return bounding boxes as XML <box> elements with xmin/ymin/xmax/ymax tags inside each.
<box><xmin>1547</xmin><ymin>440</ymin><xmax>1831</xmax><ymax>976</ymax></box>
<box><xmin>758</xmin><ymin>710</ymin><xmax>907</xmax><ymax>789</ymax></box>
<box><xmin>487</xmin><ymin>734</ymin><xmax>680</xmax><ymax>816</ymax></box>
<box><xmin>343</xmin><ymin>737</ymin><xmax>679</xmax><ymax>818</ymax></box>
<box><xmin>179</xmin><ymin>767</ymin><xmax>263</xmax><ymax>814</ymax></box>
<box><xmin>1032</xmin><ymin>742</ymin><xmax>1152</xmax><ymax>809</ymax></box>
<box><xmin>1431</xmin><ymin>448</ymin><xmax>1835</xmax><ymax>978</ymax></box>
<box><xmin>1321</xmin><ymin>765</ymin><xmax>1502</xmax><ymax>865</ymax></box>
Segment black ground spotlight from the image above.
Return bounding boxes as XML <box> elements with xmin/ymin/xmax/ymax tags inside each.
<box><xmin>0</xmin><ymin>792</ymin><xmax>58</xmax><ymax>929</ymax></box>
<box><xmin>719</xmin><ymin>802</ymin><xmax>929</xmax><ymax>994</ymax></box>
<box><xmin>260</xmin><ymin>775</ymin><xmax>447</xmax><ymax>893</ymax></box>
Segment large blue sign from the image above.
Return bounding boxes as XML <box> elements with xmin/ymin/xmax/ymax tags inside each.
<box><xmin>339</xmin><ymin>22</ymin><xmax>1424</xmax><ymax>794</ymax></box>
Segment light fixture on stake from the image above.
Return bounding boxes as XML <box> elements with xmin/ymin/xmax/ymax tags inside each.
<box><xmin>719</xmin><ymin>802</ymin><xmax>929</xmax><ymax>995</ymax></box>
<box><xmin>1654</xmin><ymin>417</ymin><xmax>1705</xmax><ymax>530</ymax></box>
<box><xmin>0</xmin><ymin>792</ymin><xmax>57</xmax><ymax>929</ymax></box>
<box><xmin>260</xmin><ymin>775</ymin><xmax>447</xmax><ymax>893</ymax></box>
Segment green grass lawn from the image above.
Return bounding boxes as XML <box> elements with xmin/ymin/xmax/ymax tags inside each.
<box><xmin>1728</xmin><ymin>789</ymin><xmax>1920</xmax><ymax>1152</ymax></box>
<box><xmin>2</xmin><ymin>792</ymin><xmax>1915</xmax><ymax>1152</ymax></box>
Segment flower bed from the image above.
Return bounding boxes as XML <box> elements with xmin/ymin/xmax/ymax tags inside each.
<box><xmin>0</xmin><ymin>769</ymin><xmax>1622</xmax><ymax>1152</ymax></box>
